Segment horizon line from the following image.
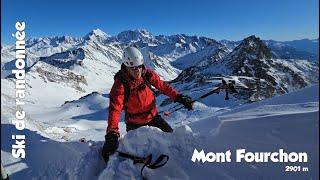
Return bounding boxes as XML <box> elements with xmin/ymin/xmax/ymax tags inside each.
<box><xmin>1</xmin><ymin>28</ymin><xmax>319</xmax><ymax>45</ymax></box>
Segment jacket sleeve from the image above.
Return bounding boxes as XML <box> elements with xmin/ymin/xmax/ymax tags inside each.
<box><xmin>107</xmin><ymin>77</ymin><xmax>124</xmax><ymax>135</ymax></box>
<box><xmin>146</xmin><ymin>68</ymin><xmax>180</xmax><ymax>101</ymax></box>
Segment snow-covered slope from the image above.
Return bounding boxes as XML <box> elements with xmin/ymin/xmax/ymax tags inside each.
<box><xmin>94</xmin><ymin>84</ymin><xmax>319</xmax><ymax>180</ymax></box>
<box><xmin>172</xmin><ymin>44</ymin><xmax>229</xmax><ymax>69</ymax></box>
<box><xmin>1</xmin><ymin>45</ymin><xmax>16</xmax><ymax>77</ymax></box>
<box><xmin>2</xmin><ymin>36</ymin><xmax>84</xmax><ymax>77</ymax></box>
<box><xmin>140</xmin><ymin>48</ymin><xmax>181</xmax><ymax>80</ymax></box>
<box><xmin>2</xmin><ymin>83</ymin><xmax>317</xmax><ymax>179</ymax></box>
<box><xmin>151</xmin><ymin>34</ymin><xmax>224</xmax><ymax>61</ymax></box>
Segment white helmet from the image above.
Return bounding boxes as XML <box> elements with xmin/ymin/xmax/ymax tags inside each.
<box><xmin>122</xmin><ymin>47</ymin><xmax>144</xmax><ymax>67</ymax></box>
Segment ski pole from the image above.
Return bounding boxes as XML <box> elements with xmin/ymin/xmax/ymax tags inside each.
<box><xmin>163</xmin><ymin>79</ymin><xmax>237</xmax><ymax>116</ymax></box>
<box><xmin>164</xmin><ymin>87</ymin><xmax>220</xmax><ymax>116</ymax></box>
<box><xmin>160</xmin><ymin>86</ymin><xmax>221</xmax><ymax>115</ymax></box>
<box><xmin>163</xmin><ymin>86</ymin><xmax>222</xmax><ymax>116</ymax></box>
<box><xmin>160</xmin><ymin>80</ymin><xmax>226</xmax><ymax>114</ymax></box>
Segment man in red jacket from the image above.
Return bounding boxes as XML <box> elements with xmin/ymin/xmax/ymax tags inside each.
<box><xmin>101</xmin><ymin>46</ymin><xmax>193</xmax><ymax>162</ymax></box>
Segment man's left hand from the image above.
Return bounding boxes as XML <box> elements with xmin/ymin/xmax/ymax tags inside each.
<box><xmin>176</xmin><ymin>94</ymin><xmax>193</xmax><ymax>110</ymax></box>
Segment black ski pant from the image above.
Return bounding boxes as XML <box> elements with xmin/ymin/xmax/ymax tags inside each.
<box><xmin>126</xmin><ymin>114</ymin><xmax>173</xmax><ymax>133</ymax></box>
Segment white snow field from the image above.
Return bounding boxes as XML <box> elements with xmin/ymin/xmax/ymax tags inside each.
<box><xmin>1</xmin><ymin>82</ymin><xmax>318</xmax><ymax>179</ymax></box>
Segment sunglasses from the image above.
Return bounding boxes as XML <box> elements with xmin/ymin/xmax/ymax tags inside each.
<box><xmin>129</xmin><ymin>65</ymin><xmax>143</xmax><ymax>70</ymax></box>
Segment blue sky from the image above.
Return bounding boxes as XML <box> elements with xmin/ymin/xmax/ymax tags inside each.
<box><xmin>1</xmin><ymin>0</ymin><xmax>319</xmax><ymax>44</ymax></box>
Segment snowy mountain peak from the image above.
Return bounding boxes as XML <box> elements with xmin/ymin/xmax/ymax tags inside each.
<box><xmin>173</xmin><ymin>34</ymin><xmax>318</xmax><ymax>102</ymax></box>
<box><xmin>155</xmin><ymin>34</ymin><xmax>189</xmax><ymax>44</ymax></box>
<box><xmin>136</xmin><ymin>29</ymin><xmax>153</xmax><ymax>37</ymax></box>
<box><xmin>84</xmin><ymin>29</ymin><xmax>110</xmax><ymax>42</ymax></box>
<box><xmin>241</xmin><ymin>35</ymin><xmax>265</xmax><ymax>48</ymax></box>
<box><xmin>116</xmin><ymin>29</ymin><xmax>157</xmax><ymax>45</ymax></box>
<box><xmin>233</xmin><ymin>35</ymin><xmax>272</xmax><ymax>59</ymax></box>
<box><xmin>127</xmin><ymin>29</ymin><xmax>153</xmax><ymax>38</ymax></box>
<box><xmin>25</xmin><ymin>36</ymin><xmax>83</xmax><ymax>47</ymax></box>
<box><xmin>90</xmin><ymin>29</ymin><xmax>109</xmax><ymax>37</ymax></box>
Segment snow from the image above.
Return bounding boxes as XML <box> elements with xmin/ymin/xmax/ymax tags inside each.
<box><xmin>172</xmin><ymin>45</ymin><xmax>226</xmax><ymax>69</ymax></box>
<box><xmin>2</xmin><ymin>79</ymin><xmax>318</xmax><ymax>179</ymax></box>
<box><xmin>100</xmin><ymin>85</ymin><xmax>319</xmax><ymax>179</ymax></box>
<box><xmin>1</xmin><ymin>29</ymin><xmax>319</xmax><ymax>179</ymax></box>
<box><xmin>91</xmin><ymin>29</ymin><xmax>110</xmax><ymax>37</ymax></box>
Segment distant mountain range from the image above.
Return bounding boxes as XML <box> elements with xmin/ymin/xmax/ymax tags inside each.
<box><xmin>219</xmin><ymin>38</ymin><xmax>319</xmax><ymax>61</ymax></box>
<box><xmin>1</xmin><ymin>29</ymin><xmax>318</xmax><ymax>104</ymax></box>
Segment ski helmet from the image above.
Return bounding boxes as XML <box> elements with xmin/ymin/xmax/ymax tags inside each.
<box><xmin>122</xmin><ymin>47</ymin><xmax>144</xmax><ymax>67</ymax></box>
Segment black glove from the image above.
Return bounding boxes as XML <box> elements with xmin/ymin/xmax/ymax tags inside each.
<box><xmin>101</xmin><ymin>132</ymin><xmax>119</xmax><ymax>163</ymax></box>
<box><xmin>176</xmin><ymin>94</ymin><xmax>193</xmax><ymax>111</ymax></box>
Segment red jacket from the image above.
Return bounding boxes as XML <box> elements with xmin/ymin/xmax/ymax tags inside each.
<box><xmin>107</xmin><ymin>64</ymin><xmax>179</xmax><ymax>134</ymax></box>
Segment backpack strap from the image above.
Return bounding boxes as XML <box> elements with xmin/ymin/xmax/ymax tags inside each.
<box><xmin>142</xmin><ymin>71</ymin><xmax>157</xmax><ymax>95</ymax></box>
<box><xmin>115</xmin><ymin>69</ymin><xmax>158</xmax><ymax>121</ymax></box>
<box><xmin>116</xmin><ymin>70</ymin><xmax>157</xmax><ymax>106</ymax></box>
<box><xmin>115</xmin><ymin>72</ymin><xmax>130</xmax><ymax>104</ymax></box>
<box><xmin>141</xmin><ymin>71</ymin><xmax>157</xmax><ymax>118</ymax></box>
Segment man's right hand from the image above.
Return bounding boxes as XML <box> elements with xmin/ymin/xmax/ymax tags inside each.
<box><xmin>101</xmin><ymin>132</ymin><xmax>119</xmax><ymax>163</ymax></box>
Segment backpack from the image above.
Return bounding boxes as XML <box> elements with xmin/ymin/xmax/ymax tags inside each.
<box><xmin>115</xmin><ymin>70</ymin><xmax>158</xmax><ymax>119</ymax></box>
